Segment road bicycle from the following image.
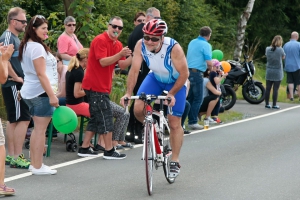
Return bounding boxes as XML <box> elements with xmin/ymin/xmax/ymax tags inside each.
<box><xmin>124</xmin><ymin>93</ymin><xmax>176</xmax><ymax>195</ymax></box>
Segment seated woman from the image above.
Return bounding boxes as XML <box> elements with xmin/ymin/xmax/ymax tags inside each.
<box><xmin>55</xmin><ymin>52</ymin><xmax>68</xmax><ymax>106</ymax></box>
<box><xmin>198</xmin><ymin>69</ymin><xmax>221</xmax><ymax>123</ymax></box>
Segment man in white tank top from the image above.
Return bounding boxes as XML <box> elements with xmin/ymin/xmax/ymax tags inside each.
<box><xmin>121</xmin><ymin>19</ymin><xmax>189</xmax><ymax>178</ymax></box>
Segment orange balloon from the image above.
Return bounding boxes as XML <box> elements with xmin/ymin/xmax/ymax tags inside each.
<box><xmin>220</xmin><ymin>61</ymin><xmax>231</xmax><ymax>73</ymax></box>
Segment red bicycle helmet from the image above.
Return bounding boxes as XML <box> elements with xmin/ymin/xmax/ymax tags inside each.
<box><xmin>142</xmin><ymin>19</ymin><xmax>168</xmax><ymax>36</ymax></box>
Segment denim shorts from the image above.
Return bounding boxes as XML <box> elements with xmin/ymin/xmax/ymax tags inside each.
<box><xmin>23</xmin><ymin>97</ymin><xmax>54</xmax><ymax>117</ymax></box>
<box><xmin>0</xmin><ymin>119</ymin><xmax>5</xmax><ymax>146</ymax></box>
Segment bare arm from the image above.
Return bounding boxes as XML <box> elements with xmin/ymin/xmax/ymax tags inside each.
<box><xmin>33</xmin><ymin>57</ymin><xmax>59</xmax><ymax>107</ymax></box>
<box><xmin>118</xmin><ymin>56</ymin><xmax>132</xmax><ymax>70</ymax></box>
<box><xmin>73</xmin><ymin>82</ymin><xmax>86</xmax><ymax>98</ymax></box>
<box><xmin>0</xmin><ymin>44</ymin><xmax>14</xmax><ymax>84</ymax></box>
<box><xmin>60</xmin><ymin>53</ymin><xmax>73</xmax><ymax>61</ymax></box>
<box><xmin>206</xmin><ymin>60</ymin><xmax>213</xmax><ymax>71</ymax></box>
<box><xmin>167</xmin><ymin>44</ymin><xmax>189</xmax><ymax>106</ymax></box>
<box><xmin>206</xmin><ymin>81</ymin><xmax>221</xmax><ymax>96</ymax></box>
<box><xmin>100</xmin><ymin>46</ymin><xmax>132</xmax><ymax>67</ymax></box>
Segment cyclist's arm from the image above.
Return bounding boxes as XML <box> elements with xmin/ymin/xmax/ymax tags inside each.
<box><xmin>125</xmin><ymin>40</ymin><xmax>143</xmax><ymax>95</ymax></box>
<box><xmin>168</xmin><ymin>44</ymin><xmax>189</xmax><ymax>97</ymax></box>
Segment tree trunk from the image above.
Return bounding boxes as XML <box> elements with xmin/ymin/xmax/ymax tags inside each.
<box><xmin>233</xmin><ymin>0</ymin><xmax>255</xmax><ymax>60</ymax></box>
<box><xmin>63</xmin><ymin>0</ymin><xmax>74</xmax><ymax>17</ymax></box>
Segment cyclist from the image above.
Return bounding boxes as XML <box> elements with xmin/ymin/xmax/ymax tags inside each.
<box><xmin>121</xmin><ymin>19</ymin><xmax>189</xmax><ymax>178</ymax></box>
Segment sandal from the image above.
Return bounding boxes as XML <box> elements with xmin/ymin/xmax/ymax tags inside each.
<box><xmin>121</xmin><ymin>143</ymin><xmax>134</xmax><ymax>149</ymax></box>
<box><xmin>0</xmin><ymin>184</ymin><xmax>15</xmax><ymax>196</ymax></box>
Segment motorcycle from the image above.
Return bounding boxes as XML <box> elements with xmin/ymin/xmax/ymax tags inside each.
<box><xmin>222</xmin><ymin>46</ymin><xmax>265</xmax><ymax>106</ymax></box>
<box><xmin>220</xmin><ymin>84</ymin><xmax>237</xmax><ymax>110</ymax></box>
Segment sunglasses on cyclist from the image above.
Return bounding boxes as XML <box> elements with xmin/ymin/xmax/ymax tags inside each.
<box><xmin>33</xmin><ymin>15</ymin><xmax>45</xmax><ymax>25</ymax></box>
<box><xmin>67</xmin><ymin>24</ymin><xmax>76</xmax><ymax>27</ymax></box>
<box><xmin>143</xmin><ymin>35</ymin><xmax>160</xmax><ymax>42</ymax></box>
<box><xmin>136</xmin><ymin>19</ymin><xmax>144</xmax><ymax>23</ymax></box>
<box><xmin>13</xmin><ymin>19</ymin><xmax>27</xmax><ymax>24</ymax></box>
<box><xmin>109</xmin><ymin>24</ymin><xmax>123</xmax><ymax>30</ymax></box>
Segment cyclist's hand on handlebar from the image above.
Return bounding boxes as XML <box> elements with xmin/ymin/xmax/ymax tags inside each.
<box><xmin>166</xmin><ymin>94</ymin><xmax>176</xmax><ymax>107</ymax></box>
<box><xmin>120</xmin><ymin>93</ymin><xmax>131</xmax><ymax>107</ymax></box>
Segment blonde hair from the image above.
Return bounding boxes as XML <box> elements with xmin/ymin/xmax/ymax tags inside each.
<box><xmin>68</xmin><ymin>48</ymin><xmax>89</xmax><ymax>71</ymax></box>
<box><xmin>270</xmin><ymin>35</ymin><xmax>283</xmax><ymax>51</ymax></box>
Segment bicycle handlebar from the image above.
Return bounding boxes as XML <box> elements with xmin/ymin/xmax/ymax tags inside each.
<box><xmin>124</xmin><ymin>93</ymin><xmax>173</xmax><ymax>115</ymax></box>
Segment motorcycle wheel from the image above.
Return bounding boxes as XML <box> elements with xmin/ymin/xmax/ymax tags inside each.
<box><xmin>222</xmin><ymin>86</ymin><xmax>237</xmax><ymax>110</ymax></box>
<box><xmin>242</xmin><ymin>82</ymin><xmax>265</xmax><ymax>104</ymax></box>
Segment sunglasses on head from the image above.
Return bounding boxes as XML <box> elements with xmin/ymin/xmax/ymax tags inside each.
<box><xmin>109</xmin><ymin>24</ymin><xmax>123</xmax><ymax>30</ymax></box>
<box><xmin>143</xmin><ymin>35</ymin><xmax>160</xmax><ymax>42</ymax></box>
<box><xmin>33</xmin><ymin>15</ymin><xmax>45</xmax><ymax>25</ymax></box>
<box><xmin>67</xmin><ymin>24</ymin><xmax>76</xmax><ymax>27</ymax></box>
<box><xmin>136</xmin><ymin>19</ymin><xmax>144</xmax><ymax>23</ymax></box>
<box><xmin>13</xmin><ymin>19</ymin><xmax>27</xmax><ymax>24</ymax></box>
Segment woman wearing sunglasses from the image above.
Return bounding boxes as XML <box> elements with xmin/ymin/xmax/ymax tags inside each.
<box><xmin>133</xmin><ymin>11</ymin><xmax>145</xmax><ymax>27</ymax></box>
<box><xmin>19</xmin><ymin>15</ymin><xmax>59</xmax><ymax>175</ymax></box>
<box><xmin>57</xmin><ymin>16</ymin><xmax>83</xmax><ymax>66</ymax></box>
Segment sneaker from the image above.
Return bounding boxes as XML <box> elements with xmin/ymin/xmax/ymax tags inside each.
<box><xmin>103</xmin><ymin>150</ymin><xmax>126</xmax><ymax>160</ymax></box>
<box><xmin>205</xmin><ymin>117</ymin><xmax>217</xmax><ymax>124</ymax></box>
<box><xmin>19</xmin><ymin>153</ymin><xmax>31</xmax><ymax>162</ymax></box>
<box><xmin>10</xmin><ymin>156</ymin><xmax>30</xmax><ymax>169</ymax></box>
<box><xmin>5</xmin><ymin>155</ymin><xmax>13</xmax><ymax>165</ymax></box>
<box><xmin>115</xmin><ymin>144</ymin><xmax>124</xmax><ymax>150</ymax></box>
<box><xmin>183</xmin><ymin>129</ymin><xmax>191</xmax><ymax>134</ymax></box>
<box><xmin>77</xmin><ymin>147</ymin><xmax>98</xmax><ymax>157</ymax></box>
<box><xmin>94</xmin><ymin>144</ymin><xmax>105</xmax><ymax>151</ymax></box>
<box><xmin>212</xmin><ymin>117</ymin><xmax>223</xmax><ymax>124</ymax></box>
<box><xmin>187</xmin><ymin>123</ymin><xmax>203</xmax><ymax>130</ymax></box>
<box><xmin>265</xmin><ymin>105</ymin><xmax>271</xmax><ymax>109</ymax></box>
<box><xmin>28</xmin><ymin>165</ymin><xmax>33</xmax><ymax>172</ymax></box>
<box><xmin>272</xmin><ymin>105</ymin><xmax>280</xmax><ymax>109</ymax></box>
<box><xmin>31</xmin><ymin>164</ymin><xmax>57</xmax><ymax>175</ymax></box>
<box><xmin>169</xmin><ymin>161</ymin><xmax>181</xmax><ymax>178</ymax></box>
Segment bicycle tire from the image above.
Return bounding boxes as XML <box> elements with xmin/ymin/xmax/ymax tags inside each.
<box><xmin>162</xmin><ymin>123</ymin><xmax>175</xmax><ymax>184</ymax></box>
<box><xmin>145</xmin><ymin>122</ymin><xmax>154</xmax><ymax>195</ymax></box>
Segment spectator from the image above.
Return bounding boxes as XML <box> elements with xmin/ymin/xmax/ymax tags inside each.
<box><xmin>0</xmin><ymin>43</ymin><xmax>15</xmax><ymax>196</ymax></box>
<box><xmin>0</xmin><ymin>7</ymin><xmax>31</xmax><ymax>169</ymax></box>
<box><xmin>55</xmin><ymin>52</ymin><xmax>68</xmax><ymax>106</ymax></box>
<box><xmin>126</xmin><ymin>7</ymin><xmax>160</xmax><ymax>144</ymax></box>
<box><xmin>81</xmin><ymin>16</ymin><xmax>132</xmax><ymax>159</ymax></box>
<box><xmin>283</xmin><ymin>31</ymin><xmax>300</xmax><ymax>101</ymax></box>
<box><xmin>265</xmin><ymin>35</ymin><xmax>285</xmax><ymax>109</ymax></box>
<box><xmin>57</xmin><ymin>16</ymin><xmax>83</xmax><ymax>66</ymax></box>
<box><xmin>186</xmin><ymin>26</ymin><xmax>213</xmax><ymax>130</ymax></box>
<box><xmin>19</xmin><ymin>15</ymin><xmax>59</xmax><ymax>175</ymax></box>
<box><xmin>198</xmin><ymin>69</ymin><xmax>221</xmax><ymax>122</ymax></box>
<box><xmin>206</xmin><ymin>59</ymin><xmax>227</xmax><ymax>123</ymax></box>
<box><xmin>133</xmin><ymin>11</ymin><xmax>145</xmax><ymax>27</ymax></box>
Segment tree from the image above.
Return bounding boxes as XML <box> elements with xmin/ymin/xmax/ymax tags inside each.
<box><xmin>233</xmin><ymin>0</ymin><xmax>255</xmax><ymax>60</ymax></box>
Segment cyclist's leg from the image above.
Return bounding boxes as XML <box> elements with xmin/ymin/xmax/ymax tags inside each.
<box><xmin>165</xmin><ymin>84</ymin><xmax>186</xmax><ymax>162</ymax></box>
<box><xmin>134</xmin><ymin>73</ymin><xmax>163</xmax><ymax>123</ymax></box>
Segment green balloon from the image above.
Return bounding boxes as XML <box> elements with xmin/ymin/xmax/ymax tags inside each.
<box><xmin>212</xmin><ymin>50</ymin><xmax>224</xmax><ymax>61</ymax></box>
<box><xmin>52</xmin><ymin>106</ymin><xmax>78</xmax><ymax>134</ymax></box>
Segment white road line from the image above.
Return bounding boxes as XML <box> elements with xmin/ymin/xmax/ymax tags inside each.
<box><xmin>5</xmin><ymin>105</ymin><xmax>300</xmax><ymax>182</ymax></box>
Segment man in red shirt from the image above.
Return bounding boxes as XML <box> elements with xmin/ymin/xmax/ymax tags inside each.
<box><xmin>81</xmin><ymin>16</ymin><xmax>132</xmax><ymax>159</ymax></box>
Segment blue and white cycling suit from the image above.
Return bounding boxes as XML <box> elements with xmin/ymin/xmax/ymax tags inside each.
<box><xmin>137</xmin><ymin>37</ymin><xmax>186</xmax><ymax>117</ymax></box>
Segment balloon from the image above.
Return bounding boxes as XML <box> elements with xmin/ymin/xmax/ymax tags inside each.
<box><xmin>220</xmin><ymin>61</ymin><xmax>231</xmax><ymax>73</ymax></box>
<box><xmin>52</xmin><ymin>106</ymin><xmax>78</xmax><ymax>134</ymax></box>
<box><xmin>212</xmin><ymin>50</ymin><xmax>224</xmax><ymax>61</ymax></box>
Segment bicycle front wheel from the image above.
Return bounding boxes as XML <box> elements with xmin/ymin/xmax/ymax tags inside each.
<box><xmin>144</xmin><ymin>123</ymin><xmax>154</xmax><ymax>195</ymax></box>
<box><xmin>162</xmin><ymin>124</ymin><xmax>175</xmax><ymax>184</ymax></box>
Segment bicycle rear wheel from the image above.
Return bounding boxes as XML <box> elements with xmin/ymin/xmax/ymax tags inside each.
<box><xmin>162</xmin><ymin>124</ymin><xmax>175</xmax><ymax>184</ymax></box>
<box><xmin>145</xmin><ymin>123</ymin><xmax>154</xmax><ymax>195</ymax></box>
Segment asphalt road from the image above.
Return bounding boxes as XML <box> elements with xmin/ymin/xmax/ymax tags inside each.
<box><xmin>3</xmin><ymin>101</ymin><xmax>300</xmax><ymax>200</ymax></box>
